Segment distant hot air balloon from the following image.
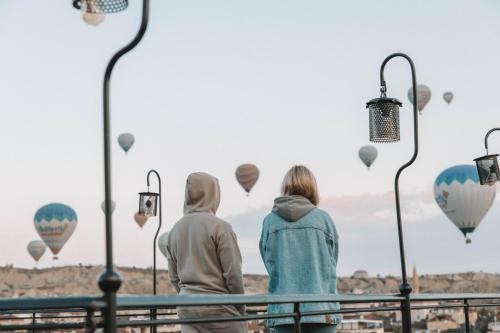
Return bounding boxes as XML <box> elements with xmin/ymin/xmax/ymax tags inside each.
<box><xmin>359</xmin><ymin>145</ymin><xmax>378</xmax><ymax>169</ymax></box>
<box><xmin>27</xmin><ymin>240</ymin><xmax>46</xmax><ymax>263</ymax></box>
<box><xmin>118</xmin><ymin>133</ymin><xmax>135</xmax><ymax>153</ymax></box>
<box><xmin>235</xmin><ymin>164</ymin><xmax>259</xmax><ymax>195</ymax></box>
<box><xmin>82</xmin><ymin>12</ymin><xmax>105</xmax><ymax>26</ymax></box>
<box><xmin>407</xmin><ymin>84</ymin><xmax>432</xmax><ymax>114</ymax></box>
<box><xmin>100</xmin><ymin>200</ymin><xmax>116</xmax><ymax>214</ymax></box>
<box><xmin>134</xmin><ymin>212</ymin><xmax>148</xmax><ymax>229</ymax></box>
<box><xmin>443</xmin><ymin>92</ymin><xmax>454</xmax><ymax>105</ymax></box>
<box><xmin>34</xmin><ymin>203</ymin><xmax>78</xmax><ymax>259</ymax></box>
<box><xmin>158</xmin><ymin>232</ymin><xmax>169</xmax><ymax>259</ymax></box>
<box><xmin>434</xmin><ymin>165</ymin><xmax>496</xmax><ymax>244</ymax></box>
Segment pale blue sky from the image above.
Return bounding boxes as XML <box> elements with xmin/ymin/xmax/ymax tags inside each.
<box><xmin>1</xmin><ymin>1</ymin><xmax>500</xmax><ymax>275</ymax></box>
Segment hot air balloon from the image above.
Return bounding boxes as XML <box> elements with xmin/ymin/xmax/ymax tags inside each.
<box><xmin>134</xmin><ymin>212</ymin><xmax>148</xmax><ymax>229</ymax></box>
<box><xmin>82</xmin><ymin>12</ymin><xmax>105</xmax><ymax>26</ymax></box>
<box><xmin>359</xmin><ymin>146</ymin><xmax>378</xmax><ymax>169</ymax></box>
<box><xmin>443</xmin><ymin>92</ymin><xmax>454</xmax><ymax>105</ymax></box>
<box><xmin>118</xmin><ymin>133</ymin><xmax>135</xmax><ymax>153</ymax></box>
<box><xmin>407</xmin><ymin>84</ymin><xmax>431</xmax><ymax>114</ymax></box>
<box><xmin>100</xmin><ymin>200</ymin><xmax>116</xmax><ymax>214</ymax></box>
<box><xmin>434</xmin><ymin>165</ymin><xmax>496</xmax><ymax>244</ymax></box>
<box><xmin>34</xmin><ymin>203</ymin><xmax>78</xmax><ymax>259</ymax></box>
<box><xmin>27</xmin><ymin>240</ymin><xmax>46</xmax><ymax>263</ymax></box>
<box><xmin>235</xmin><ymin>164</ymin><xmax>259</xmax><ymax>195</ymax></box>
<box><xmin>158</xmin><ymin>232</ymin><xmax>169</xmax><ymax>259</ymax></box>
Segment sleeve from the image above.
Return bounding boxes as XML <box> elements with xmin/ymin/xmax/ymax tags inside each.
<box><xmin>217</xmin><ymin>229</ymin><xmax>246</xmax><ymax>314</ymax></box>
<box><xmin>259</xmin><ymin>219</ymin><xmax>270</xmax><ymax>274</ymax></box>
<box><xmin>166</xmin><ymin>246</ymin><xmax>180</xmax><ymax>293</ymax></box>
<box><xmin>326</xmin><ymin>213</ymin><xmax>339</xmax><ymax>265</ymax></box>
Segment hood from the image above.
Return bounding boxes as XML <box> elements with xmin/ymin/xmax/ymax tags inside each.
<box><xmin>272</xmin><ymin>195</ymin><xmax>316</xmax><ymax>222</ymax></box>
<box><xmin>184</xmin><ymin>172</ymin><xmax>221</xmax><ymax>215</ymax></box>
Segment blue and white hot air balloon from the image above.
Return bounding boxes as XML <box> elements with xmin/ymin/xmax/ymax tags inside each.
<box><xmin>34</xmin><ymin>203</ymin><xmax>78</xmax><ymax>259</ymax></box>
<box><xmin>434</xmin><ymin>165</ymin><xmax>496</xmax><ymax>244</ymax></box>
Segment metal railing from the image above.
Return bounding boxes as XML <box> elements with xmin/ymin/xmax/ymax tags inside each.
<box><xmin>1</xmin><ymin>293</ymin><xmax>499</xmax><ymax>332</ymax></box>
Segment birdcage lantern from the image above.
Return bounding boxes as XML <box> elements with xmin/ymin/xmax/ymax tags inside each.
<box><xmin>72</xmin><ymin>0</ymin><xmax>128</xmax><ymax>13</ymax></box>
<box><xmin>138</xmin><ymin>192</ymin><xmax>159</xmax><ymax>217</ymax></box>
<box><xmin>473</xmin><ymin>154</ymin><xmax>500</xmax><ymax>186</ymax></box>
<box><xmin>366</xmin><ymin>97</ymin><xmax>402</xmax><ymax>143</ymax></box>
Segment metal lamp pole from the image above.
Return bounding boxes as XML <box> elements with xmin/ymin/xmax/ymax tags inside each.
<box><xmin>378</xmin><ymin>53</ymin><xmax>419</xmax><ymax>333</ymax></box>
<box><xmin>146</xmin><ymin>169</ymin><xmax>162</xmax><ymax>333</ymax></box>
<box><xmin>484</xmin><ymin>128</ymin><xmax>500</xmax><ymax>154</ymax></box>
<box><xmin>93</xmin><ymin>1</ymin><xmax>150</xmax><ymax>332</ymax></box>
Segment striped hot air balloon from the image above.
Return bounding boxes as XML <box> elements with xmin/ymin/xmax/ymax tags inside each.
<box><xmin>235</xmin><ymin>164</ymin><xmax>259</xmax><ymax>196</ymax></box>
<box><xmin>27</xmin><ymin>240</ymin><xmax>46</xmax><ymax>263</ymax></box>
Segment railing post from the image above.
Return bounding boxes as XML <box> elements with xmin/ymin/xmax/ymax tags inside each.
<box><xmin>400</xmin><ymin>296</ymin><xmax>412</xmax><ymax>333</ymax></box>
<box><xmin>294</xmin><ymin>302</ymin><xmax>302</xmax><ymax>333</ymax></box>
<box><xmin>464</xmin><ymin>299</ymin><xmax>471</xmax><ymax>333</ymax></box>
<box><xmin>85</xmin><ymin>308</ymin><xmax>96</xmax><ymax>333</ymax></box>
<box><xmin>31</xmin><ymin>312</ymin><xmax>35</xmax><ymax>333</ymax></box>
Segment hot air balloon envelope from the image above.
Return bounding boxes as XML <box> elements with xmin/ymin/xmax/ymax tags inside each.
<box><xmin>27</xmin><ymin>240</ymin><xmax>46</xmax><ymax>262</ymax></box>
<box><xmin>443</xmin><ymin>92</ymin><xmax>454</xmax><ymax>105</ymax></box>
<box><xmin>118</xmin><ymin>133</ymin><xmax>135</xmax><ymax>153</ymax></box>
<box><xmin>408</xmin><ymin>85</ymin><xmax>431</xmax><ymax>114</ymax></box>
<box><xmin>34</xmin><ymin>203</ymin><xmax>78</xmax><ymax>257</ymax></box>
<box><xmin>134</xmin><ymin>212</ymin><xmax>148</xmax><ymax>228</ymax></box>
<box><xmin>235</xmin><ymin>164</ymin><xmax>259</xmax><ymax>194</ymax></box>
<box><xmin>359</xmin><ymin>146</ymin><xmax>378</xmax><ymax>169</ymax></box>
<box><xmin>434</xmin><ymin>165</ymin><xmax>496</xmax><ymax>243</ymax></box>
<box><xmin>100</xmin><ymin>200</ymin><xmax>116</xmax><ymax>214</ymax></box>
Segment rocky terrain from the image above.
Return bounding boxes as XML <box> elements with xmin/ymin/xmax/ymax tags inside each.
<box><xmin>1</xmin><ymin>266</ymin><xmax>500</xmax><ymax>298</ymax></box>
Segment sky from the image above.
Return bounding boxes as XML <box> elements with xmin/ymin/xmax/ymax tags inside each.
<box><xmin>1</xmin><ymin>0</ymin><xmax>500</xmax><ymax>276</ymax></box>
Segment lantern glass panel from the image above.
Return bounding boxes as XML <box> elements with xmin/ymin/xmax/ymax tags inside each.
<box><xmin>366</xmin><ymin>97</ymin><xmax>401</xmax><ymax>143</ymax></box>
<box><xmin>474</xmin><ymin>155</ymin><xmax>500</xmax><ymax>186</ymax></box>
<box><xmin>138</xmin><ymin>192</ymin><xmax>159</xmax><ymax>217</ymax></box>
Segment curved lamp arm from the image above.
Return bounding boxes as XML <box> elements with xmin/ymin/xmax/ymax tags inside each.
<box><xmin>484</xmin><ymin>128</ymin><xmax>500</xmax><ymax>154</ymax></box>
<box><xmin>379</xmin><ymin>53</ymin><xmax>419</xmax><ymax>294</ymax></box>
<box><xmin>147</xmin><ymin>169</ymin><xmax>162</xmax><ymax>295</ymax></box>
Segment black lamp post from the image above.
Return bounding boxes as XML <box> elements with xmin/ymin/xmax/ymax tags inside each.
<box><xmin>474</xmin><ymin>128</ymin><xmax>500</xmax><ymax>186</ymax></box>
<box><xmin>138</xmin><ymin>170</ymin><xmax>162</xmax><ymax>333</ymax></box>
<box><xmin>72</xmin><ymin>1</ymin><xmax>150</xmax><ymax>332</ymax></box>
<box><xmin>366</xmin><ymin>53</ymin><xmax>419</xmax><ymax>333</ymax></box>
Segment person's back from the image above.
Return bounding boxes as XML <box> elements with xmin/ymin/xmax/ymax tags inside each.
<box><xmin>166</xmin><ymin>172</ymin><xmax>247</xmax><ymax>333</ymax></box>
<box><xmin>260</xmin><ymin>166</ymin><xmax>340</xmax><ymax>333</ymax></box>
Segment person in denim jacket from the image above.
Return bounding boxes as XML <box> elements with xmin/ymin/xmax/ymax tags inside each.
<box><xmin>259</xmin><ymin>165</ymin><xmax>340</xmax><ymax>333</ymax></box>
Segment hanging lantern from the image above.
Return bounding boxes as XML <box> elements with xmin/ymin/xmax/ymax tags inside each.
<box><xmin>366</xmin><ymin>97</ymin><xmax>402</xmax><ymax>143</ymax></box>
<box><xmin>473</xmin><ymin>154</ymin><xmax>500</xmax><ymax>186</ymax></box>
<box><xmin>73</xmin><ymin>0</ymin><xmax>128</xmax><ymax>13</ymax></box>
<box><xmin>138</xmin><ymin>192</ymin><xmax>159</xmax><ymax>217</ymax></box>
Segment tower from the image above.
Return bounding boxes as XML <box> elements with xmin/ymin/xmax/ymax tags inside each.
<box><xmin>412</xmin><ymin>264</ymin><xmax>420</xmax><ymax>294</ymax></box>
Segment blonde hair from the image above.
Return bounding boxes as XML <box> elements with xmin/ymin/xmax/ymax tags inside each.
<box><xmin>281</xmin><ymin>165</ymin><xmax>319</xmax><ymax>205</ymax></box>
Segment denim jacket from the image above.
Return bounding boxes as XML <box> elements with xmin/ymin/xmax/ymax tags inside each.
<box><xmin>259</xmin><ymin>195</ymin><xmax>340</xmax><ymax>327</ymax></box>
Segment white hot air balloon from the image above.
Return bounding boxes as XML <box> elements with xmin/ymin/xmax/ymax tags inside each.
<box><xmin>118</xmin><ymin>133</ymin><xmax>135</xmax><ymax>154</ymax></box>
<box><xmin>27</xmin><ymin>240</ymin><xmax>47</xmax><ymax>263</ymax></box>
<box><xmin>407</xmin><ymin>84</ymin><xmax>432</xmax><ymax>114</ymax></box>
<box><xmin>82</xmin><ymin>12</ymin><xmax>105</xmax><ymax>26</ymax></box>
<box><xmin>34</xmin><ymin>203</ymin><xmax>78</xmax><ymax>259</ymax></box>
<box><xmin>434</xmin><ymin>165</ymin><xmax>496</xmax><ymax>244</ymax></box>
<box><xmin>358</xmin><ymin>145</ymin><xmax>378</xmax><ymax>169</ymax></box>
<box><xmin>100</xmin><ymin>200</ymin><xmax>116</xmax><ymax>214</ymax></box>
<box><xmin>158</xmin><ymin>232</ymin><xmax>169</xmax><ymax>259</ymax></box>
<box><xmin>443</xmin><ymin>92</ymin><xmax>454</xmax><ymax>105</ymax></box>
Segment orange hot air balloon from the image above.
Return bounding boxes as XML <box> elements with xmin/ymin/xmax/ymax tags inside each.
<box><xmin>235</xmin><ymin>164</ymin><xmax>259</xmax><ymax>195</ymax></box>
<box><xmin>134</xmin><ymin>212</ymin><xmax>148</xmax><ymax>229</ymax></box>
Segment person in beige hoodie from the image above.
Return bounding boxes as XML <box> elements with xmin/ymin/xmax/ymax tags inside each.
<box><xmin>166</xmin><ymin>172</ymin><xmax>247</xmax><ymax>333</ymax></box>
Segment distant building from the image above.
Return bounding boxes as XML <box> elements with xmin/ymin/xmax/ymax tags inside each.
<box><xmin>426</xmin><ymin>314</ymin><xmax>460</xmax><ymax>333</ymax></box>
<box><xmin>338</xmin><ymin>319</ymin><xmax>384</xmax><ymax>333</ymax></box>
<box><xmin>412</xmin><ymin>265</ymin><xmax>420</xmax><ymax>294</ymax></box>
<box><xmin>487</xmin><ymin>322</ymin><xmax>500</xmax><ymax>333</ymax></box>
<box><xmin>353</xmin><ymin>270</ymin><xmax>369</xmax><ymax>278</ymax></box>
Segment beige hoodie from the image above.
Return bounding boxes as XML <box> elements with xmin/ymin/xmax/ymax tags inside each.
<box><xmin>166</xmin><ymin>172</ymin><xmax>245</xmax><ymax>316</ymax></box>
